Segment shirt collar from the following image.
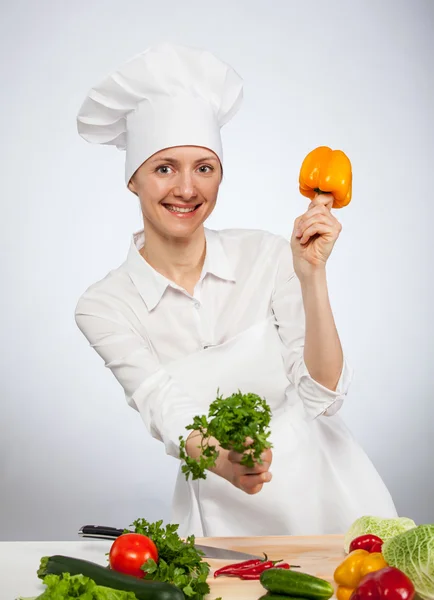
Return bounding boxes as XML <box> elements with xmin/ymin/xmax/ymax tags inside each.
<box><xmin>126</xmin><ymin>231</ymin><xmax>169</xmax><ymax>311</ymax></box>
<box><xmin>125</xmin><ymin>228</ymin><xmax>236</xmax><ymax>311</ymax></box>
<box><xmin>203</xmin><ymin>228</ymin><xmax>236</xmax><ymax>283</ymax></box>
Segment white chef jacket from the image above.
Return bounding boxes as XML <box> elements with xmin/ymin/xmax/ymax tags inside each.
<box><xmin>75</xmin><ymin>227</ymin><xmax>353</xmax><ymax>459</ymax></box>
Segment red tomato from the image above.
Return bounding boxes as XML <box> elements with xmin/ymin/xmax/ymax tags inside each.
<box><xmin>109</xmin><ymin>533</ymin><xmax>158</xmax><ymax>578</ymax></box>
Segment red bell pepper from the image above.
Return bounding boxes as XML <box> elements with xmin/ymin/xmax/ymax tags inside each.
<box><xmin>351</xmin><ymin>567</ymin><xmax>415</xmax><ymax>600</ymax></box>
<box><xmin>349</xmin><ymin>535</ymin><xmax>384</xmax><ymax>554</ymax></box>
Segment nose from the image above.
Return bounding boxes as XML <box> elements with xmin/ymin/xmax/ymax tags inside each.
<box><xmin>173</xmin><ymin>171</ymin><xmax>198</xmax><ymax>201</ymax></box>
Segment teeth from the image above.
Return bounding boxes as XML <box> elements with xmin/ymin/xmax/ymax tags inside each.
<box><xmin>165</xmin><ymin>205</ymin><xmax>196</xmax><ymax>213</ymax></box>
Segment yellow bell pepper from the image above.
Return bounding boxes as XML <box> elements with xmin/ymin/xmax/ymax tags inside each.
<box><xmin>334</xmin><ymin>550</ymin><xmax>388</xmax><ymax>600</ymax></box>
<box><xmin>336</xmin><ymin>586</ymin><xmax>356</xmax><ymax>600</ymax></box>
<box><xmin>299</xmin><ymin>146</ymin><xmax>352</xmax><ymax>209</ymax></box>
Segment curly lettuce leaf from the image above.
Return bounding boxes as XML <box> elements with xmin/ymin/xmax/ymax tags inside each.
<box><xmin>382</xmin><ymin>524</ymin><xmax>434</xmax><ymax>600</ymax></box>
<box><xmin>17</xmin><ymin>573</ymin><xmax>137</xmax><ymax>600</ymax></box>
<box><xmin>344</xmin><ymin>515</ymin><xmax>416</xmax><ymax>552</ymax></box>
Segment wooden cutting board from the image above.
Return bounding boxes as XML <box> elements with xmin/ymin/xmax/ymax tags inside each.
<box><xmin>201</xmin><ymin>535</ymin><xmax>346</xmax><ymax>600</ymax></box>
<box><xmin>0</xmin><ymin>536</ymin><xmax>346</xmax><ymax>598</ymax></box>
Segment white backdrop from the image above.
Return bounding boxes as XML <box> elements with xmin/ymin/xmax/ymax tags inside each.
<box><xmin>1</xmin><ymin>0</ymin><xmax>433</xmax><ymax>541</ymax></box>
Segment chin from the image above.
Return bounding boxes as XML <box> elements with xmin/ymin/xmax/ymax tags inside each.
<box><xmin>164</xmin><ymin>221</ymin><xmax>205</xmax><ymax>239</ymax></box>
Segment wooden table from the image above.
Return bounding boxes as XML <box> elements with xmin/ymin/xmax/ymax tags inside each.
<box><xmin>0</xmin><ymin>535</ymin><xmax>345</xmax><ymax>599</ymax></box>
<box><xmin>203</xmin><ymin>535</ymin><xmax>345</xmax><ymax>600</ymax></box>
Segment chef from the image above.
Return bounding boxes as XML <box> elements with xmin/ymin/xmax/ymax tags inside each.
<box><xmin>75</xmin><ymin>43</ymin><xmax>397</xmax><ymax>537</ymax></box>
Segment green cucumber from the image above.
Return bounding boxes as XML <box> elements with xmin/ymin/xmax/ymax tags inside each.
<box><xmin>260</xmin><ymin>568</ymin><xmax>334</xmax><ymax>600</ymax></box>
<box><xmin>38</xmin><ymin>555</ymin><xmax>184</xmax><ymax>600</ymax></box>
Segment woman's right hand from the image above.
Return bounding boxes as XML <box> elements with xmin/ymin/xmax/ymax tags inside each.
<box><xmin>224</xmin><ymin>443</ymin><xmax>273</xmax><ymax>494</ymax></box>
<box><xmin>185</xmin><ymin>432</ymin><xmax>273</xmax><ymax>494</ymax></box>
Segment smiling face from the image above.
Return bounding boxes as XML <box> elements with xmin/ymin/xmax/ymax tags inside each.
<box><xmin>128</xmin><ymin>146</ymin><xmax>222</xmax><ymax>240</ymax></box>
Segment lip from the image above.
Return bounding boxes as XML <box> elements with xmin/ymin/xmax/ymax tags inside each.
<box><xmin>162</xmin><ymin>202</ymin><xmax>203</xmax><ymax>219</ymax></box>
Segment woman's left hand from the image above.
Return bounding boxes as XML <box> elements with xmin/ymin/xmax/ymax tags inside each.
<box><xmin>291</xmin><ymin>193</ymin><xmax>343</xmax><ymax>280</ymax></box>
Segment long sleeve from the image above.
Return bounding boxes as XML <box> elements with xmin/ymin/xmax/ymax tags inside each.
<box><xmin>75</xmin><ymin>294</ymin><xmax>202</xmax><ymax>459</ymax></box>
<box><xmin>271</xmin><ymin>238</ymin><xmax>354</xmax><ymax>419</ymax></box>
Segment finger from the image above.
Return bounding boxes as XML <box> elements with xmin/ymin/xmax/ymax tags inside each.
<box><xmin>301</xmin><ymin>204</ymin><xmax>334</xmax><ymax>222</ymax></box>
<box><xmin>293</xmin><ymin>215</ymin><xmax>303</xmax><ymax>232</ymax></box>
<box><xmin>227</xmin><ymin>436</ymin><xmax>256</xmax><ymax>462</ymax></box>
<box><xmin>297</xmin><ymin>214</ymin><xmax>335</xmax><ymax>238</ymax></box>
<box><xmin>292</xmin><ymin>215</ymin><xmax>308</xmax><ymax>241</ymax></box>
<box><xmin>235</xmin><ymin>460</ymin><xmax>272</xmax><ymax>475</ymax></box>
<box><xmin>243</xmin><ymin>437</ymin><xmax>254</xmax><ymax>447</ymax></box>
<box><xmin>240</xmin><ymin>471</ymin><xmax>272</xmax><ymax>494</ymax></box>
<box><xmin>242</xmin><ymin>483</ymin><xmax>263</xmax><ymax>495</ymax></box>
<box><xmin>299</xmin><ymin>223</ymin><xmax>336</xmax><ymax>245</ymax></box>
<box><xmin>296</xmin><ymin>216</ymin><xmax>335</xmax><ymax>240</ymax></box>
<box><xmin>261</xmin><ymin>448</ymin><xmax>273</xmax><ymax>463</ymax></box>
<box><xmin>310</xmin><ymin>193</ymin><xmax>334</xmax><ymax>210</ymax></box>
<box><xmin>227</xmin><ymin>449</ymin><xmax>264</xmax><ymax>465</ymax></box>
<box><xmin>243</xmin><ymin>471</ymin><xmax>272</xmax><ymax>485</ymax></box>
<box><xmin>296</xmin><ymin>206</ymin><xmax>334</xmax><ymax>233</ymax></box>
<box><xmin>299</xmin><ymin>210</ymin><xmax>335</xmax><ymax>228</ymax></box>
<box><xmin>238</xmin><ymin>466</ymin><xmax>270</xmax><ymax>477</ymax></box>
<box><xmin>228</xmin><ymin>447</ymin><xmax>272</xmax><ymax>465</ymax></box>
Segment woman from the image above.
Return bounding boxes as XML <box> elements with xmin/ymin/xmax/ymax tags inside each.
<box><xmin>75</xmin><ymin>43</ymin><xmax>397</xmax><ymax>537</ymax></box>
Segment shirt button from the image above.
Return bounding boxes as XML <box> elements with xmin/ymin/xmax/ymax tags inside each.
<box><xmin>194</xmin><ymin>302</ymin><xmax>200</xmax><ymax>309</ymax></box>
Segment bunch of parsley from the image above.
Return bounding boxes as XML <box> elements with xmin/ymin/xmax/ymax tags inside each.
<box><xmin>130</xmin><ymin>518</ymin><xmax>211</xmax><ymax>600</ymax></box>
<box><xmin>179</xmin><ymin>390</ymin><xmax>273</xmax><ymax>480</ymax></box>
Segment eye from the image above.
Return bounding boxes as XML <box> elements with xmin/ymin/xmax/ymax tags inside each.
<box><xmin>156</xmin><ymin>165</ymin><xmax>173</xmax><ymax>174</ymax></box>
<box><xmin>198</xmin><ymin>165</ymin><xmax>214</xmax><ymax>174</ymax></box>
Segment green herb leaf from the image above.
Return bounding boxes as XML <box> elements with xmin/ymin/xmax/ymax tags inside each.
<box><xmin>131</xmin><ymin>518</ymin><xmax>210</xmax><ymax>600</ymax></box>
<box><xmin>179</xmin><ymin>390</ymin><xmax>272</xmax><ymax>480</ymax></box>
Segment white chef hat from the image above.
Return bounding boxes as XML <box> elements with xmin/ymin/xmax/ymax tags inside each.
<box><xmin>76</xmin><ymin>43</ymin><xmax>244</xmax><ymax>185</ymax></box>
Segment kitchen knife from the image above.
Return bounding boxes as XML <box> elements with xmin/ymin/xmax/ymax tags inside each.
<box><xmin>78</xmin><ymin>525</ymin><xmax>262</xmax><ymax>560</ymax></box>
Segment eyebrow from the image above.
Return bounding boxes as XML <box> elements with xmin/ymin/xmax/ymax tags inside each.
<box><xmin>149</xmin><ymin>155</ymin><xmax>218</xmax><ymax>165</ymax></box>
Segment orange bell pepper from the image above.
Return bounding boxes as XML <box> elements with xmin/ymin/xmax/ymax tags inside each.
<box><xmin>334</xmin><ymin>550</ymin><xmax>388</xmax><ymax>600</ymax></box>
<box><xmin>299</xmin><ymin>146</ymin><xmax>352</xmax><ymax>208</ymax></box>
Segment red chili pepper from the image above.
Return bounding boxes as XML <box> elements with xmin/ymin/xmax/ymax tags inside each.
<box><xmin>239</xmin><ymin>561</ymin><xmax>294</xmax><ymax>580</ymax></box>
<box><xmin>225</xmin><ymin>560</ymin><xmax>276</xmax><ymax>578</ymax></box>
<box><xmin>351</xmin><ymin>567</ymin><xmax>415</xmax><ymax>600</ymax></box>
<box><xmin>240</xmin><ymin>561</ymin><xmax>275</xmax><ymax>577</ymax></box>
<box><xmin>349</xmin><ymin>535</ymin><xmax>384</xmax><ymax>553</ymax></box>
<box><xmin>239</xmin><ymin>572</ymin><xmax>270</xmax><ymax>580</ymax></box>
<box><xmin>214</xmin><ymin>554</ymin><xmax>268</xmax><ymax>578</ymax></box>
<box><xmin>214</xmin><ymin>553</ymin><xmax>299</xmax><ymax>580</ymax></box>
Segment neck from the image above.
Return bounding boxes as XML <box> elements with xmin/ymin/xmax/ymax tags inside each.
<box><xmin>140</xmin><ymin>222</ymin><xmax>206</xmax><ymax>293</ymax></box>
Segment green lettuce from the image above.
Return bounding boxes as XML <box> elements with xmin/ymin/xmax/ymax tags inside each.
<box><xmin>18</xmin><ymin>573</ymin><xmax>137</xmax><ymax>600</ymax></box>
<box><xmin>382</xmin><ymin>524</ymin><xmax>434</xmax><ymax>600</ymax></box>
<box><xmin>343</xmin><ymin>515</ymin><xmax>416</xmax><ymax>552</ymax></box>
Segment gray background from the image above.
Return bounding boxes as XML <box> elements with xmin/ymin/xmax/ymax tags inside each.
<box><xmin>1</xmin><ymin>0</ymin><xmax>433</xmax><ymax>541</ymax></box>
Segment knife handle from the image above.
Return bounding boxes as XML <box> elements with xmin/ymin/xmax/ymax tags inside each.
<box><xmin>78</xmin><ymin>525</ymin><xmax>126</xmax><ymax>539</ymax></box>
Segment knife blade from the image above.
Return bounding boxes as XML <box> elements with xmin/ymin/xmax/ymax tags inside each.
<box><xmin>78</xmin><ymin>525</ymin><xmax>262</xmax><ymax>560</ymax></box>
